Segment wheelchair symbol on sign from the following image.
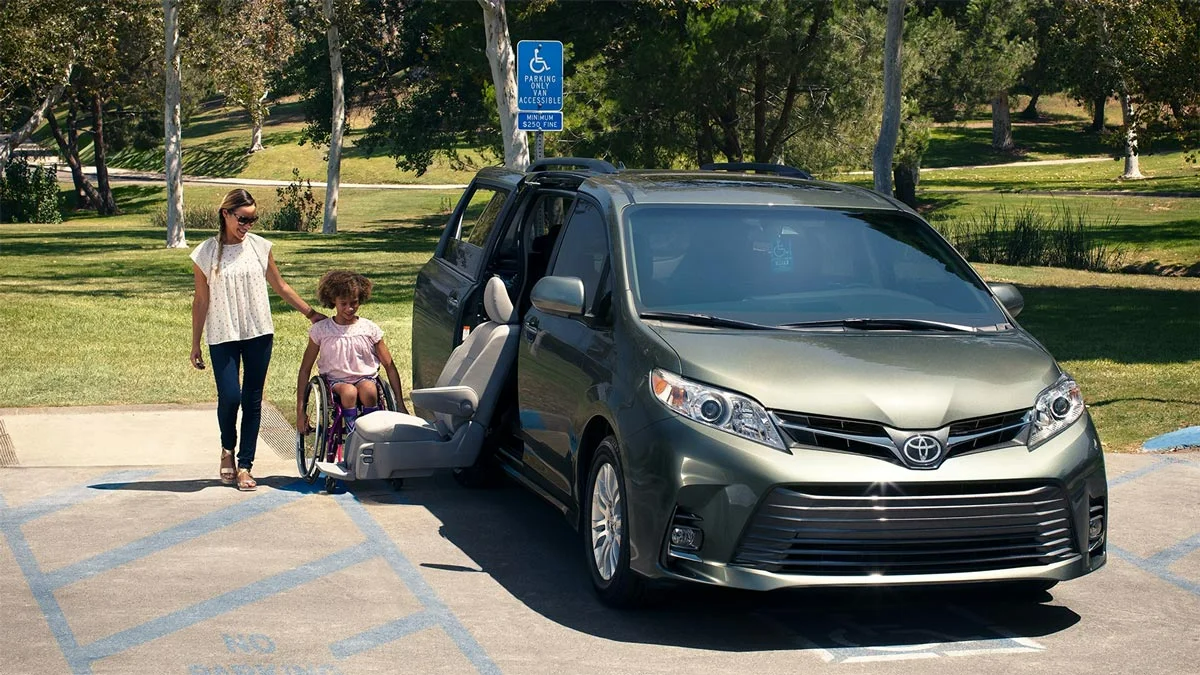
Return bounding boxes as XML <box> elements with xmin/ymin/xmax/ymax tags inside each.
<box><xmin>529</xmin><ymin>47</ymin><xmax>550</xmax><ymax>74</ymax></box>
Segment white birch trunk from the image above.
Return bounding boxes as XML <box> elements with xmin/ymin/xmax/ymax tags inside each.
<box><xmin>991</xmin><ymin>91</ymin><xmax>1014</xmax><ymax>151</ymax></box>
<box><xmin>164</xmin><ymin>0</ymin><xmax>186</xmax><ymax>248</ymax></box>
<box><xmin>1</xmin><ymin>62</ymin><xmax>72</xmax><ymax>169</ymax></box>
<box><xmin>323</xmin><ymin>0</ymin><xmax>344</xmax><ymax>234</ymax></box>
<box><xmin>478</xmin><ymin>0</ymin><xmax>528</xmax><ymax>171</ymax></box>
<box><xmin>872</xmin><ymin>0</ymin><xmax>905</xmax><ymax>196</ymax></box>
<box><xmin>1120</xmin><ymin>91</ymin><xmax>1143</xmax><ymax>179</ymax></box>
<box><xmin>249</xmin><ymin>89</ymin><xmax>268</xmax><ymax>153</ymax></box>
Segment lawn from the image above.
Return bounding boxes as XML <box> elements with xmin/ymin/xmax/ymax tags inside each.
<box><xmin>1</xmin><ymin>184</ymin><xmax>1196</xmax><ymax>453</ymax></box>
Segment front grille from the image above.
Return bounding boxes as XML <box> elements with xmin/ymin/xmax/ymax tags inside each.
<box><xmin>773</xmin><ymin>412</ymin><xmax>896</xmax><ymax>463</ymax></box>
<box><xmin>947</xmin><ymin>410</ymin><xmax>1029</xmax><ymax>456</ymax></box>
<box><xmin>732</xmin><ymin>482</ymin><xmax>1077</xmax><ymax>576</ymax></box>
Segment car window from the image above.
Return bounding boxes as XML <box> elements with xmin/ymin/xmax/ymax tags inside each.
<box><xmin>549</xmin><ymin>200</ymin><xmax>608</xmax><ymax>314</ymax></box>
<box><xmin>442</xmin><ymin>186</ymin><xmax>509</xmax><ymax>276</ymax></box>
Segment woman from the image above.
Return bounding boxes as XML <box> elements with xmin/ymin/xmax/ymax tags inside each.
<box><xmin>190</xmin><ymin>189</ymin><xmax>323</xmax><ymax>491</ymax></box>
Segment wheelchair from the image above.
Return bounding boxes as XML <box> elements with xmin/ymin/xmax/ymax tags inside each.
<box><xmin>295</xmin><ymin>373</ymin><xmax>402</xmax><ymax>493</ymax></box>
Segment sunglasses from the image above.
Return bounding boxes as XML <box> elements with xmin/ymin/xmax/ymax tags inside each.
<box><xmin>227</xmin><ymin>211</ymin><xmax>259</xmax><ymax>226</ymax></box>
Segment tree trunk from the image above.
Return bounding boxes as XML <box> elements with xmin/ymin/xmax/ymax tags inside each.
<box><xmin>478</xmin><ymin>0</ymin><xmax>529</xmax><ymax>171</ymax></box>
<box><xmin>1019</xmin><ymin>91</ymin><xmax>1041</xmax><ymax>121</ymax></box>
<box><xmin>1</xmin><ymin>62</ymin><xmax>72</xmax><ymax>170</ymax></box>
<box><xmin>695</xmin><ymin>108</ymin><xmax>714</xmax><ymax>167</ymax></box>
<box><xmin>872</xmin><ymin>0</ymin><xmax>905</xmax><ymax>196</ymax></box>
<box><xmin>249</xmin><ymin>89</ymin><xmax>268</xmax><ymax>153</ymax></box>
<box><xmin>1089</xmin><ymin>95</ymin><xmax>1107</xmax><ymax>133</ymax></box>
<box><xmin>991</xmin><ymin>91</ymin><xmax>1015</xmax><ymax>151</ymax></box>
<box><xmin>163</xmin><ymin>0</ymin><xmax>186</xmax><ymax>247</ymax></box>
<box><xmin>45</xmin><ymin>104</ymin><xmax>99</xmax><ymax>210</ymax></box>
<box><xmin>1120</xmin><ymin>91</ymin><xmax>1143</xmax><ymax>179</ymax></box>
<box><xmin>91</xmin><ymin>94</ymin><xmax>119</xmax><ymax>215</ymax></box>
<box><xmin>753</xmin><ymin>54</ymin><xmax>767</xmax><ymax>161</ymax></box>
<box><xmin>323</xmin><ymin>0</ymin><xmax>344</xmax><ymax>234</ymax></box>
<box><xmin>893</xmin><ymin>162</ymin><xmax>920</xmax><ymax>208</ymax></box>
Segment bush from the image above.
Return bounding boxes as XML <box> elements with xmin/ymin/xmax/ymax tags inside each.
<box><xmin>937</xmin><ymin>203</ymin><xmax>1125</xmax><ymax>272</ymax></box>
<box><xmin>0</xmin><ymin>158</ymin><xmax>61</xmax><ymax>223</ymax></box>
<box><xmin>263</xmin><ymin>168</ymin><xmax>322</xmax><ymax>232</ymax></box>
<box><xmin>148</xmin><ymin>204</ymin><xmax>215</xmax><ymax>237</ymax></box>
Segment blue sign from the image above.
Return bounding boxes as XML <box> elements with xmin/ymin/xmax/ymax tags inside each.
<box><xmin>517</xmin><ymin>112</ymin><xmax>563</xmax><ymax>132</ymax></box>
<box><xmin>516</xmin><ymin>40</ymin><xmax>563</xmax><ymax>112</ymax></box>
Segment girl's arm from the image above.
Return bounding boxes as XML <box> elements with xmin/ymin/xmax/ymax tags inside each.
<box><xmin>265</xmin><ymin>251</ymin><xmax>325</xmax><ymax>324</ymax></box>
<box><xmin>376</xmin><ymin>339</ymin><xmax>409</xmax><ymax>414</ymax></box>
<box><xmin>297</xmin><ymin>338</ymin><xmax>321</xmax><ymax>432</ymax></box>
<box><xmin>191</xmin><ymin>264</ymin><xmax>209</xmax><ymax>369</ymax></box>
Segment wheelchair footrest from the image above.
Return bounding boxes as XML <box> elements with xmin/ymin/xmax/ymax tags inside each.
<box><xmin>315</xmin><ymin>461</ymin><xmax>352</xmax><ymax>479</ymax></box>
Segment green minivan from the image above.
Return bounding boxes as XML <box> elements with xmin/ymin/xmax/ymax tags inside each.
<box><xmin>409</xmin><ymin>160</ymin><xmax>1107</xmax><ymax>606</ymax></box>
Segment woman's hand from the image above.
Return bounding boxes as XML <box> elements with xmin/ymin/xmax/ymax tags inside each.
<box><xmin>306</xmin><ymin>309</ymin><xmax>327</xmax><ymax>324</ymax></box>
<box><xmin>190</xmin><ymin>346</ymin><xmax>206</xmax><ymax>370</ymax></box>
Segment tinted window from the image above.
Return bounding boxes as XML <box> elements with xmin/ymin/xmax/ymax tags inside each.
<box><xmin>549</xmin><ymin>201</ymin><xmax>608</xmax><ymax>314</ymax></box>
<box><xmin>626</xmin><ymin>205</ymin><xmax>1006</xmax><ymax>328</ymax></box>
<box><xmin>442</xmin><ymin>187</ymin><xmax>509</xmax><ymax>275</ymax></box>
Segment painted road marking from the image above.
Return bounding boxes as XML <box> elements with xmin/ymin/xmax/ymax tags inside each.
<box><xmin>0</xmin><ymin>474</ymin><xmax>500</xmax><ymax>675</ymax></box>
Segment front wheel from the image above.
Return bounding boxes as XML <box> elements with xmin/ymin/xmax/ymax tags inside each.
<box><xmin>582</xmin><ymin>436</ymin><xmax>646</xmax><ymax>608</ymax></box>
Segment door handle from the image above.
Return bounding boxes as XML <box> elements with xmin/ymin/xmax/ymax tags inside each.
<box><xmin>523</xmin><ymin>316</ymin><xmax>539</xmax><ymax>341</ymax></box>
<box><xmin>447</xmin><ymin>294</ymin><xmax>459</xmax><ymax>311</ymax></box>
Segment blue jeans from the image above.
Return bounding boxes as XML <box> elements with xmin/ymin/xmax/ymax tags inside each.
<box><xmin>209</xmin><ymin>334</ymin><xmax>273</xmax><ymax>470</ymax></box>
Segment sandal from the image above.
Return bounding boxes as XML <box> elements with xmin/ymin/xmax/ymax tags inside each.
<box><xmin>220</xmin><ymin>449</ymin><xmax>236</xmax><ymax>485</ymax></box>
<box><xmin>236</xmin><ymin>468</ymin><xmax>257</xmax><ymax>492</ymax></box>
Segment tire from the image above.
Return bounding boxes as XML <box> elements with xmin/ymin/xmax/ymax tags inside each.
<box><xmin>582</xmin><ymin>436</ymin><xmax>646</xmax><ymax>608</ymax></box>
<box><xmin>297</xmin><ymin>376</ymin><xmax>331</xmax><ymax>483</ymax></box>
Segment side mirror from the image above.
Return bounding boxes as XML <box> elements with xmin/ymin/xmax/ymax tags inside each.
<box><xmin>531</xmin><ymin>276</ymin><xmax>585</xmax><ymax>317</ymax></box>
<box><xmin>989</xmin><ymin>283</ymin><xmax>1024</xmax><ymax>318</ymax></box>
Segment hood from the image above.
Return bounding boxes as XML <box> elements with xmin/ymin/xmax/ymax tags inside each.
<box><xmin>650</xmin><ymin>325</ymin><xmax>1060</xmax><ymax>429</ymax></box>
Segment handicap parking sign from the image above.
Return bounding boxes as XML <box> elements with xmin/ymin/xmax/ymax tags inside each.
<box><xmin>517</xmin><ymin>40</ymin><xmax>564</xmax><ymax>113</ymax></box>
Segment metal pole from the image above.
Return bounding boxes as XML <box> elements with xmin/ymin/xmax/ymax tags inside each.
<box><xmin>535</xmin><ymin>130</ymin><xmax>545</xmax><ymax>160</ymax></box>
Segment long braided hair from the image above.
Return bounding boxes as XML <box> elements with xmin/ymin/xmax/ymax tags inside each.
<box><xmin>214</xmin><ymin>189</ymin><xmax>256</xmax><ymax>278</ymax></box>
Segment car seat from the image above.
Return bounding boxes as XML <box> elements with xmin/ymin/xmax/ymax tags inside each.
<box><xmin>331</xmin><ymin>276</ymin><xmax>519</xmax><ymax>480</ymax></box>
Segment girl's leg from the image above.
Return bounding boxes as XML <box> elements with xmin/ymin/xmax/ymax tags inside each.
<box><xmin>208</xmin><ymin>341</ymin><xmax>242</xmax><ymax>456</ymax></box>
<box><xmin>356</xmin><ymin>379</ymin><xmax>381</xmax><ymax>419</ymax></box>
<box><xmin>236</xmin><ymin>333</ymin><xmax>274</xmax><ymax>471</ymax></box>
<box><xmin>331</xmin><ymin>382</ymin><xmax>360</xmax><ymax>435</ymax></box>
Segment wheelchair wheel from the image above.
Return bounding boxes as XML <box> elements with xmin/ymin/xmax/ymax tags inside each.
<box><xmin>297</xmin><ymin>375</ymin><xmax>332</xmax><ymax>483</ymax></box>
<box><xmin>376</xmin><ymin>374</ymin><xmax>398</xmax><ymax>412</ymax></box>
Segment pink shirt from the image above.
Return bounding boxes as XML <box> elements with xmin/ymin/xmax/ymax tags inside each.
<box><xmin>309</xmin><ymin>317</ymin><xmax>384</xmax><ymax>381</ymax></box>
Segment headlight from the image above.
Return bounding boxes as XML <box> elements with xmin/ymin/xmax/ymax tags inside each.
<box><xmin>650</xmin><ymin>369</ymin><xmax>787</xmax><ymax>452</ymax></box>
<box><xmin>1029</xmin><ymin>374</ymin><xmax>1085</xmax><ymax>447</ymax></box>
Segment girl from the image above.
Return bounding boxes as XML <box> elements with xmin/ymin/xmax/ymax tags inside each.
<box><xmin>190</xmin><ymin>189</ymin><xmax>325</xmax><ymax>491</ymax></box>
<box><xmin>297</xmin><ymin>270</ymin><xmax>408</xmax><ymax>444</ymax></box>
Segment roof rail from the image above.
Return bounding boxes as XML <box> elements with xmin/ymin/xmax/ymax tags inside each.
<box><xmin>700</xmin><ymin>162</ymin><xmax>813</xmax><ymax>180</ymax></box>
<box><xmin>528</xmin><ymin>157</ymin><xmax>619</xmax><ymax>174</ymax></box>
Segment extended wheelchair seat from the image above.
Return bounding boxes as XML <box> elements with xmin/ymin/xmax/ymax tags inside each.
<box><xmin>324</xmin><ymin>276</ymin><xmax>519</xmax><ymax>481</ymax></box>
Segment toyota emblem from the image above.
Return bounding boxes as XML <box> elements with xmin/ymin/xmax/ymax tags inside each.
<box><xmin>902</xmin><ymin>434</ymin><xmax>943</xmax><ymax>466</ymax></box>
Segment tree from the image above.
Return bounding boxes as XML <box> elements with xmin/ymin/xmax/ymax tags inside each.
<box><xmin>478</xmin><ymin>0</ymin><xmax>528</xmax><ymax>170</ymax></box>
<box><xmin>165</xmin><ymin>0</ymin><xmax>186</xmax><ymax>247</ymax></box>
<box><xmin>873</xmin><ymin>0</ymin><xmax>905</xmax><ymax>196</ymax></box>
<box><xmin>323</xmin><ymin>0</ymin><xmax>345</xmax><ymax>234</ymax></box>
<box><xmin>0</xmin><ymin>0</ymin><xmax>75</xmax><ymax>169</ymax></box>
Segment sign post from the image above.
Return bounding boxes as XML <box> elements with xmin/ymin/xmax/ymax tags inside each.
<box><xmin>516</xmin><ymin>40</ymin><xmax>564</xmax><ymax>160</ymax></box>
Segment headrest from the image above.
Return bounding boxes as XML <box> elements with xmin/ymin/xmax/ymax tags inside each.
<box><xmin>483</xmin><ymin>276</ymin><xmax>514</xmax><ymax>324</ymax></box>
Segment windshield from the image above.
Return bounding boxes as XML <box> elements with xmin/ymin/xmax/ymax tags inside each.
<box><xmin>625</xmin><ymin>205</ymin><xmax>1008</xmax><ymax>328</ymax></box>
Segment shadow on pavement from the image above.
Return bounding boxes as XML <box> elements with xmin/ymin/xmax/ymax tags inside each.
<box><xmin>362</xmin><ymin>475</ymin><xmax>1082</xmax><ymax>652</ymax></box>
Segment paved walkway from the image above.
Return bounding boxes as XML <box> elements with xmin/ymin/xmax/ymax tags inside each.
<box><xmin>0</xmin><ymin>404</ymin><xmax>1197</xmax><ymax>674</ymax></box>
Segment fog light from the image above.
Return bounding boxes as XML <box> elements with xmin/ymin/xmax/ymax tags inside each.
<box><xmin>1089</xmin><ymin>515</ymin><xmax>1104</xmax><ymax>541</ymax></box>
<box><xmin>670</xmin><ymin>526</ymin><xmax>703</xmax><ymax>551</ymax></box>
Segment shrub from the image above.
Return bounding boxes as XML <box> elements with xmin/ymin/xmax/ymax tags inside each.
<box><xmin>264</xmin><ymin>168</ymin><xmax>322</xmax><ymax>232</ymax></box>
<box><xmin>937</xmin><ymin>203</ymin><xmax>1125</xmax><ymax>272</ymax></box>
<box><xmin>148</xmin><ymin>204</ymin><xmax>215</xmax><ymax>236</ymax></box>
<box><xmin>0</xmin><ymin>158</ymin><xmax>62</xmax><ymax>223</ymax></box>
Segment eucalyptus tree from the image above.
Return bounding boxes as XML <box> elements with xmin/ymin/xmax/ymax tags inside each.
<box><xmin>873</xmin><ymin>0</ymin><xmax>905</xmax><ymax>196</ymax></box>
<box><xmin>0</xmin><ymin>0</ymin><xmax>75</xmax><ymax>169</ymax></box>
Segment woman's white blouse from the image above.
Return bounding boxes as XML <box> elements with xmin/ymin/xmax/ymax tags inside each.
<box><xmin>190</xmin><ymin>233</ymin><xmax>275</xmax><ymax>345</ymax></box>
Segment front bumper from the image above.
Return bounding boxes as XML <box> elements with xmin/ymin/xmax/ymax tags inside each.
<box><xmin>620</xmin><ymin>411</ymin><xmax>1107</xmax><ymax>590</ymax></box>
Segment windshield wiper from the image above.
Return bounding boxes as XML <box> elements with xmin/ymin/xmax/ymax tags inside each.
<box><xmin>639</xmin><ymin>311</ymin><xmax>774</xmax><ymax>330</ymax></box>
<box><xmin>777</xmin><ymin>317</ymin><xmax>978</xmax><ymax>333</ymax></box>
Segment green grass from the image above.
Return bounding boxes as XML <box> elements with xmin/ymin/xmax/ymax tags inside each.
<box><xmin>921</xmin><ymin>192</ymin><xmax>1200</xmax><ymax>268</ymax></box>
<box><xmin>2</xmin><ymin>184</ymin><xmax>1196</xmax><ymax>453</ymax></box>
<box><xmin>0</xmin><ymin>183</ymin><xmax>458</xmax><ymax>420</ymax></box>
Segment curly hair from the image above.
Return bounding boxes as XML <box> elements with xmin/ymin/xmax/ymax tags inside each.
<box><xmin>317</xmin><ymin>270</ymin><xmax>373</xmax><ymax>308</ymax></box>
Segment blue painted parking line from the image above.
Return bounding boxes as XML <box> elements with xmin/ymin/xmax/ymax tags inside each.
<box><xmin>335</xmin><ymin>492</ymin><xmax>502</xmax><ymax>674</ymax></box>
<box><xmin>1107</xmin><ymin>456</ymin><xmax>1188</xmax><ymax>487</ymax></box>
<box><xmin>1109</xmin><ymin>544</ymin><xmax>1200</xmax><ymax>597</ymax></box>
<box><xmin>82</xmin><ymin>543</ymin><xmax>376</xmax><ymax>661</ymax></box>
<box><xmin>44</xmin><ymin>488</ymin><xmax>303</xmax><ymax>590</ymax></box>
<box><xmin>0</xmin><ymin>474</ymin><xmax>501</xmax><ymax>674</ymax></box>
